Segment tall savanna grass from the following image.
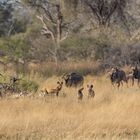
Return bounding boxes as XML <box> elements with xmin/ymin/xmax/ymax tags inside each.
<box><xmin>26</xmin><ymin>60</ymin><xmax>101</xmax><ymax>78</ymax></box>
<box><xmin>0</xmin><ymin>75</ymin><xmax>140</xmax><ymax>140</ymax></box>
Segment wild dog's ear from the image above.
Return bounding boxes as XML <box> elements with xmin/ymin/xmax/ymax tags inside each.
<box><xmin>90</xmin><ymin>85</ymin><xmax>93</xmax><ymax>88</ymax></box>
<box><xmin>111</xmin><ymin>67</ymin><xmax>115</xmax><ymax>72</ymax></box>
<box><xmin>57</xmin><ymin>81</ymin><xmax>60</xmax><ymax>84</ymax></box>
<box><xmin>131</xmin><ymin>66</ymin><xmax>135</xmax><ymax>71</ymax></box>
<box><xmin>87</xmin><ymin>85</ymin><xmax>89</xmax><ymax>88</ymax></box>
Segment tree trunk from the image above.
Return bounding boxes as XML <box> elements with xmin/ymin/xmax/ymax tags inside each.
<box><xmin>56</xmin><ymin>5</ymin><xmax>62</xmax><ymax>47</ymax></box>
<box><xmin>54</xmin><ymin>4</ymin><xmax>63</xmax><ymax>67</ymax></box>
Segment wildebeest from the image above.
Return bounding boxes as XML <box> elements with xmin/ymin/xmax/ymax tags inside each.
<box><xmin>110</xmin><ymin>67</ymin><xmax>127</xmax><ymax>88</ymax></box>
<box><xmin>62</xmin><ymin>73</ymin><xmax>84</xmax><ymax>87</ymax></box>
<box><xmin>126</xmin><ymin>73</ymin><xmax>134</xmax><ymax>86</ymax></box>
<box><xmin>131</xmin><ymin>66</ymin><xmax>140</xmax><ymax>87</ymax></box>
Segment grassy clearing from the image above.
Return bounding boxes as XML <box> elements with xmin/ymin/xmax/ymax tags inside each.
<box><xmin>0</xmin><ymin>76</ymin><xmax>140</xmax><ymax>140</ymax></box>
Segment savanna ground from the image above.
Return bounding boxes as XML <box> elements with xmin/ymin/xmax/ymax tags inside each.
<box><xmin>0</xmin><ymin>75</ymin><xmax>140</xmax><ymax>140</ymax></box>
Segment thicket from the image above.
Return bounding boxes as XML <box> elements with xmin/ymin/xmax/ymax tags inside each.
<box><xmin>0</xmin><ymin>0</ymin><xmax>140</xmax><ymax>78</ymax></box>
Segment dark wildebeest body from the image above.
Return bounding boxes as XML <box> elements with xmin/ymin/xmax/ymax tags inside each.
<box><xmin>132</xmin><ymin>66</ymin><xmax>140</xmax><ymax>87</ymax></box>
<box><xmin>110</xmin><ymin>68</ymin><xmax>127</xmax><ymax>88</ymax></box>
<box><xmin>63</xmin><ymin>73</ymin><xmax>84</xmax><ymax>87</ymax></box>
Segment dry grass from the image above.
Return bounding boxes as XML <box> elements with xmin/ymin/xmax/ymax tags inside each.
<box><xmin>35</xmin><ymin>60</ymin><xmax>101</xmax><ymax>78</ymax></box>
<box><xmin>0</xmin><ymin>75</ymin><xmax>140</xmax><ymax>140</ymax></box>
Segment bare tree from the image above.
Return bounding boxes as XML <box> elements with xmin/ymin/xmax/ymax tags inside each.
<box><xmin>24</xmin><ymin>0</ymin><xmax>70</xmax><ymax>66</ymax></box>
<box><xmin>65</xmin><ymin>0</ymin><xmax>129</xmax><ymax>33</ymax></box>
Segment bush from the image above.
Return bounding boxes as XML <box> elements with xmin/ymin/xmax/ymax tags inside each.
<box><xmin>19</xmin><ymin>79</ymin><xmax>39</xmax><ymax>93</ymax></box>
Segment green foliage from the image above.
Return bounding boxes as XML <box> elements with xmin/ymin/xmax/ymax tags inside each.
<box><xmin>0</xmin><ymin>73</ymin><xmax>39</xmax><ymax>93</ymax></box>
<box><xmin>0</xmin><ymin>0</ymin><xmax>139</xmax><ymax>76</ymax></box>
<box><xmin>0</xmin><ymin>0</ymin><xmax>30</xmax><ymax>37</ymax></box>
<box><xmin>0</xmin><ymin>33</ymin><xmax>29</xmax><ymax>62</ymax></box>
<box><xmin>12</xmin><ymin>19</ymin><xmax>27</xmax><ymax>34</ymax></box>
<box><xmin>61</xmin><ymin>35</ymin><xmax>95</xmax><ymax>48</ymax></box>
<box><xmin>19</xmin><ymin>79</ymin><xmax>39</xmax><ymax>92</ymax></box>
<box><xmin>0</xmin><ymin>20</ymin><xmax>41</xmax><ymax>63</ymax></box>
<box><xmin>0</xmin><ymin>1</ymin><xmax>13</xmax><ymax>37</ymax></box>
<box><xmin>59</xmin><ymin>35</ymin><xmax>96</xmax><ymax>60</ymax></box>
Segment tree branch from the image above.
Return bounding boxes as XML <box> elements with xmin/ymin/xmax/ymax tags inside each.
<box><xmin>60</xmin><ymin>30</ymin><xmax>69</xmax><ymax>42</ymax></box>
<box><xmin>85</xmin><ymin>1</ymin><xmax>102</xmax><ymax>25</ymax></box>
<box><xmin>36</xmin><ymin>15</ymin><xmax>55</xmax><ymax>42</ymax></box>
<box><xmin>105</xmin><ymin>0</ymin><xmax>118</xmax><ymax>24</ymax></box>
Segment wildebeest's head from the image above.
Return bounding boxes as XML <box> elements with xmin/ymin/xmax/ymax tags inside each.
<box><xmin>131</xmin><ymin>66</ymin><xmax>140</xmax><ymax>79</ymax></box>
<box><xmin>110</xmin><ymin>71</ymin><xmax>118</xmax><ymax>84</ymax></box>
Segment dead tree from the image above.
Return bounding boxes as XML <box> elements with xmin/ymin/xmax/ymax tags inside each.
<box><xmin>84</xmin><ymin>0</ymin><xmax>117</xmax><ymax>26</ymax></box>
<box><xmin>25</xmin><ymin>0</ymin><xmax>70</xmax><ymax>66</ymax></box>
<box><xmin>79</xmin><ymin>0</ymin><xmax>130</xmax><ymax>32</ymax></box>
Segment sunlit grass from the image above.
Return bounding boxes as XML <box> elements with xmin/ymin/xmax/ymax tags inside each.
<box><xmin>0</xmin><ymin>75</ymin><xmax>140</xmax><ymax>140</ymax></box>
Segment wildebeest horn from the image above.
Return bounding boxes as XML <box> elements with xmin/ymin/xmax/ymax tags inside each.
<box><xmin>62</xmin><ymin>73</ymin><xmax>67</xmax><ymax>78</ymax></box>
<box><xmin>62</xmin><ymin>73</ymin><xmax>71</xmax><ymax>80</ymax></box>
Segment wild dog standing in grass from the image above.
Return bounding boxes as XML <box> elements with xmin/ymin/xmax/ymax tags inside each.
<box><xmin>55</xmin><ymin>81</ymin><xmax>63</xmax><ymax>96</ymax></box>
<box><xmin>41</xmin><ymin>81</ymin><xmax>63</xmax><ymax>97</ymax></box>
<box><xmin>78</xmin><ymin>87</ymin><xmax>84</xmax><ymax>101</ymax></box>
<box><xmin>87</xmin><ymin>84</ymin><xmax>95</xmax><ymax>99</ymax></box>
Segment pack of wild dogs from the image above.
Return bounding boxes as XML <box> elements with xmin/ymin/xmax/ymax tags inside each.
<box><xmin>0</xmin><ymin>66</ymin><xmax>140</xmax><ymax>100</ymax></box>
<box><xmin>39</xmin><ymin>72</ymin><xmax>95</xmax><ymax>101</ymax></box>
<box><xmin>40</xmin><ymin>66</ymin><xmax>140</xmax><ymax>101</ymax></box>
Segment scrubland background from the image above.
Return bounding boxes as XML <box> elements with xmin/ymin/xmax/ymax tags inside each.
<box><xmin>0</xmin><ymin>0</ymin><xmax>140</xmax><ymax>77</ymax></box>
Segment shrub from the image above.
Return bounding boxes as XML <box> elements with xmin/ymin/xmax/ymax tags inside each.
<box><xmin>19</xmin><ymin>79</ymin><xmax>39</xmax><ymax>93</ymax></box>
